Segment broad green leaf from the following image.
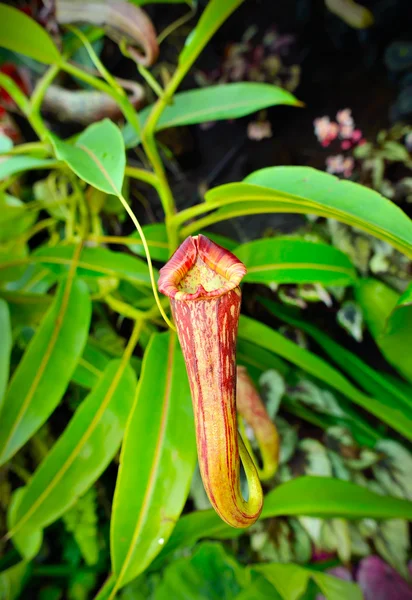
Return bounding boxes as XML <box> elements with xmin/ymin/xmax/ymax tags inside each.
<box><xmin>234</xmin><ymin>237</ymin><xmax>356</xmax><ymax>286</ymax></box>
<box><xmin>0</xmin><ymin>560</ymin><xmax>30</xmax><ymax>600</ymax></box>
<box><xmin>157</xmin><ymin>476</ymin><xmax>412</xmax><ymax>564</ymax></box>
<box><xmin>0</xmin><ymin>291</ymin><xmax>52</xmax><ymax>330</ymax></box>
<box><xmin>357</xmin><ymin>279</ymin><xmax>412</xmax><ymax>383</ymax></box>
<box><xmin>202</xmin><ymin>167</ymin><xmax>412</xmax><ymax>258</ymax></box>
<box><xmin>8</xmin><ymin>489</ymin><xmax>42</xmax><ymax>561</ymax></box>
<box><xmin>110</xmin><ymin>331</ymin><xmax>196</xmax><ymax>590</ymax></box>
<box><xmin>0</xmin><ymin>195</ymin><xmax>38</xmax><ymax>243</ymax></box>
<box><xmin>8</xmin><ymin>360</ymin><xmax>136</xmax><ymax>544</ymax></box>
<box><xmin>179</xmin><ymin>0</ymin><xmax>243</xmax><ymax>68</ymax></box>
<box><xmin>129</xmin><ymin>224</ymin><xmax>169</xmax><ymax>262</ymax></box>
<box><xmin>128</xmin><ymin>225</ymin><xmax>237</xmax><ymax>262</ymax></box>
<box><xmin>260</xmin><ymin>299</ymin><xmax>412</xmax><ymax>413</ymax></box>
<box><xmin>154</xmin><ymin>543</ymin><xmax>248</xmax><ymax>600</ymax></box>
<box><xmin>123</xmin><ymin>83</ymin><xmax>299</xmax><ymax>147</ymax></box>
<box><xmin>238</xmin><ymin>314</ymin><xmax>412</xmax><ymax>440</ymax></box>
<box><xmin>0</xmin><ymin>156</ymin><xmax>58</xmax><ymax>180</ymax></box>
<box><xmin>311</xmin><ymin>570</ymin><xmax>362</xmax><ymax>600</ymax></box>
<box><xmin>0</xmin><ymin>3</ymin><xmax>60</xmax><ymax>64</ymax></box>
<box><xmin>33</xmin><ymin>245</ymin><xmax>153</xmax><ymax>287</ymax></box>
<box><xmin>51</xmin><ymin>120</ymin><xmax>125</xmax><ymax>195</ymax></box>
<box><xmin>254</xmin><ymin>563</ymin><xmax>362</xmax><ymax>600</ymax></box>
<box><xmin>0</xmin><ymin>277</ymin><xmax>91</xmax><ymax>465</ymax></box>
<box><xmin>252</xmin><ymin>564</ymin><xmax>309</xmax><ymax>600</ymax></box>
<box><xmin>0</xmin><ymin>299</ymin><xmax>11</xmax><ymax>409</ymax></box>
<box><xmin>237</xmin><ymin>338</ymin><xmax>289</xmax><ymax>380</ymax></box>
<box><xmin>72</xmin><ymin>343</ymin><xmax>110</xmax><ymax>389</ymax></box>
<box><xmin>0</xmin><ymin>134</ymin><xmax>13</xmax><ymax>153</ymax></box>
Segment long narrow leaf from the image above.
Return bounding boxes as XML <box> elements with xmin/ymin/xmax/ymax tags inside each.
<box><xmin>238</xmin><ymin>314</ymin><xmax>412</xmax><ymax>440</ymax></box>
<box><xmin>110</xmin><ymin>331</ymin><xmax>196</xmax><ymax>592</ymax></box>
<box><xmin>0</xmin><ymin>298</ymin><xmax>11</xmax><ymax>409</ymax></box>
<box><xmin>234</xmin><ymin>237</ymin><xmax>356</xmax><ymax>286</ymax></box>
<box><xmin>202</xmin><ymin>167</ymin><xmax>412</xmax><ymax>258</ymax></box>
<box><xmin>8</xmin><ymin>359</ymin><xmax>136</xmax><ymax>550</ymax></box>
<box><xmin>156</xmin><ymin>476</ymin><xmax>412</xmax><ymax>565</ymax></box>
<box><xmin>0</xmin><ymin>277</ymin><xmax>91</xmax><ymax>465</ymax></box>
<box><xmin>260</xmin><ymin>298</ymin><xmax>412</xmax><ymax>412</ymax></box>
<box><xmin>123</xmin><ymin>83</ymin><xmax>300</xmax><ymax>147</ymax></box>
<box><xmin>357</xmin><ymin>279</ymin><xmax>412</xmax><ymax>384</ymax></box>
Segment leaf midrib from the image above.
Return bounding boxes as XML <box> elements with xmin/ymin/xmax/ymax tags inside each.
<box><xmin>10</xmin><ymin>346</ymin><xmax>135</xmax><ymax>537</ymax></box>
<box><xmin>112</xmin><ymin>333</ymin><xmax>176</xmax><ymax>594</ymax></box>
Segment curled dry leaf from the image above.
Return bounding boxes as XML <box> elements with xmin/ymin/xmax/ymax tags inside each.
<box><xmin>43</xmin><ymin>83</ymin><xmax>144</xmax><ymax>125</ymax></box>
<box><xmin>56</xmin><ymin>0</ymin><xmax>159</xmax><ymax>66</ymax></box>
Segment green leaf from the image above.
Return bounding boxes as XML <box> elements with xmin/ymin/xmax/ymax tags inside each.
<box><xmin>157</xmin><ymin>476</ymin><xmax>412</xmax><ymax>563</ymax></box>
<box><xmin>8</xmin><ymin>489</ymin><xmax>42</xmax><ymax>561</ymax></box>
<box><xmin>154</xmin><ymin>543</ymin><xmax>248</xmax><ymax>600</ymax></box>
<box><xmin>311</xmin><ymin>570</ymin><xmax>362</xmax><ymax>600</ymax></box>
<box><xmin>33</xmin><ymin>245</ymin><xmax>153</xmax><ymax>288</ymax></box>
<box><xmin>0</xmin><ymin>277</ymin><xmax>91</xmax><ymax>465</ymax></box>
<box><xmin>0</xmin><ymin>291</ymin><xmax>52</xmax><ymax>330</ymax></box>
<box><xmin>51</xmin><ymin>120</ymin><xmax>125</xmax><ymax>195</ymax></box>
<box><xmin>0</xmin><ymin>3</ymin><xmax>60</xmax><ymax>64</ymax></box>
<box><xmin>110</xmin><ymin>331</ymin><xmax>196</xmax><ymax>590</ymax></box>
<box><xmin>0</xmin><ymin>195</ymin><xmax>38</xmax><ymax>243</ymax></box>
<box><xmin>238</xmin><ymin>314</ymin><xmax>412</xmax><ymax>441</ymax></box>
<box><xmin>234</xmin><ymin>237</ymin><xmax>356</xmax><ymax>286</ymax></box>
<box><xmin>0</xmin><ymin>560</ymin><xmax>30</xmax><ymax>600</ymax></box>
<box><xmin>129</xmin><ymin>224</ymin><xmax>169</xmax><ymax>262</ymax></box>
<box><xmin>203</xmin><ymin>167</ymin><xmax>412</xmax><ymax>258</ymax></box>
<box><xmin>0</xmin><ymin>299</ymin><xmax>11</xmax><ymax>410</ymax></box>
<box><xmin>252</xmin><ymin>564</ymin><xmax>309</xmax><ymax>600</ymax></box>
<box><xmin>123</xmin><ymin>83</ymin><xmax>300</xmax><ymax>147</ymax></box>
<box><xmin>260</xmin><ymin>299</ymin><xmax>412</xmax><ymax>414</ymax></box>
<box><xmin>0</xmin><ymin>156</ymin><xmax>58</xmax><ymax>179</ymax></box>
<box><xmin>179</xmin><ymin>0</ymin><xmax>244</xmax><ymax>67</ymax></box>
<box><xmin>72</xmin><ymin>343</ymin><xmax>110</xmax><ymax>389</ymax></box>
<box><xmin>8</xmin><ymin>360</ymin><xmax>136</xmax><ymax>545</ymax></box>
<box><xmin>0</xmin><ymin>134</ymin><xmax>13</xmax><ymax>153</ymax></box>
<box><xmin>357</xmin><ymin>279</ymin><xmax>412</xmax><ymax>383</ymax></box>
<box><xmin>254</xmin><ymin>563</ymin><xmax>362</xmax><ymax>600</ymax></box>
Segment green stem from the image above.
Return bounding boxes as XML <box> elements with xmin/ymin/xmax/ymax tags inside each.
<box><xmin>66</xmin><ymin>26</ymin><xmax>125</xmax><ymax>96</ymax></box>
<box><xmin>125</xmin><ymin>165</ymin><xmax>159</xmax><ymax>188</ymax></box>
<box><xmin>29</xmin><ymin>63</ymin><xmax>61</xmax><ymax>140</ymax></box>
<box><xmin>6</xmin><ymin>141</ymin><xmax>51</xmax><ymax>156</ymax></box>
<box><xmin>138</xmin><ymin>64</ymin><xmax>164</xmax><ymax>99</ymax></box>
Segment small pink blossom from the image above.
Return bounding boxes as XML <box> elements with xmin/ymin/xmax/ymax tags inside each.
<box><xmin>247</xmin><ymin>120</ymin><xmax>272</xmax><ymax>140</ymax></box>
<box><xmin>336</xmin><ymin>108</ymin><xmax>354</xmax><ymax>126</ymax></box>
<box><xmin>352</xmin><ymin>129</ymin><xmax>362</xmax><ymax>142</ymax></box>
<box><xmin>314</xmin><ymin>117</ymin><xmax>339</xmax><ymax>146</ymax></box>
<box><xmin>341</xmin><ymin>140</ymin><xmax>352</xmax><ymax>150</ymax></box>
<box><xmin>326</xmin><ymin>155</ymin><xmax>354</xmax><ymax>177</ymax></box>
<box><xmin>339</xmin><ymin>123</ymin><xmax>355</xmax><ymax>139</ymax></box>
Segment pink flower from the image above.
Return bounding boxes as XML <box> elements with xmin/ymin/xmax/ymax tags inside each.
<box><xmin>314</xmin><ymin>117</ymin><xmax>339</xmax><ymax>146</ymax></box>
<box><xmin>326</xmin><ymin>155</ymin><xmax>354</xmax><ymax>177</ymax></box>
<box><xmin>339</xmin><ymin>123</ymin><xmax>355</xmax><ymax>139</ymax></box>
<box><xmin>247</xmin><ymin>120</ymin><xmax>272</xmax><ymax>140</ymax></box>
<box><xmin>336</xmin><ymin>108</ymin><xmax>354</xmax><ymax>126</ymax></box>
<box><xmin>341</xmin><ymin>140</ymin><xmax>352</xmax><ymax>150</ymax></box>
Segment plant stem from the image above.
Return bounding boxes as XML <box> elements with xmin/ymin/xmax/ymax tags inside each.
<box><xmin>29</xmin><ymin>63</ymin><xmax>61</xmax><ymax>140</ymax></box>
<box><xmin>66</xmin><ymin>26</ymin><xmax>125</xmax><ymax>96</ymax></box>
<box><xmin>138</xmin><ymin>64</ymin><xmax>164</xmax><ymax>99</ymax></box>
<box><xmin>125</xmin><ymin>165</ymin><xmax>158</xmax><ymax>188</ymax></box>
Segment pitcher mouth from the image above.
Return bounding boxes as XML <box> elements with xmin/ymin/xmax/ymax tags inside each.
<box><xmin>158</xmin><ymin>235</ymin><xmax>247</xmax><ymax>301</ymax></box>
